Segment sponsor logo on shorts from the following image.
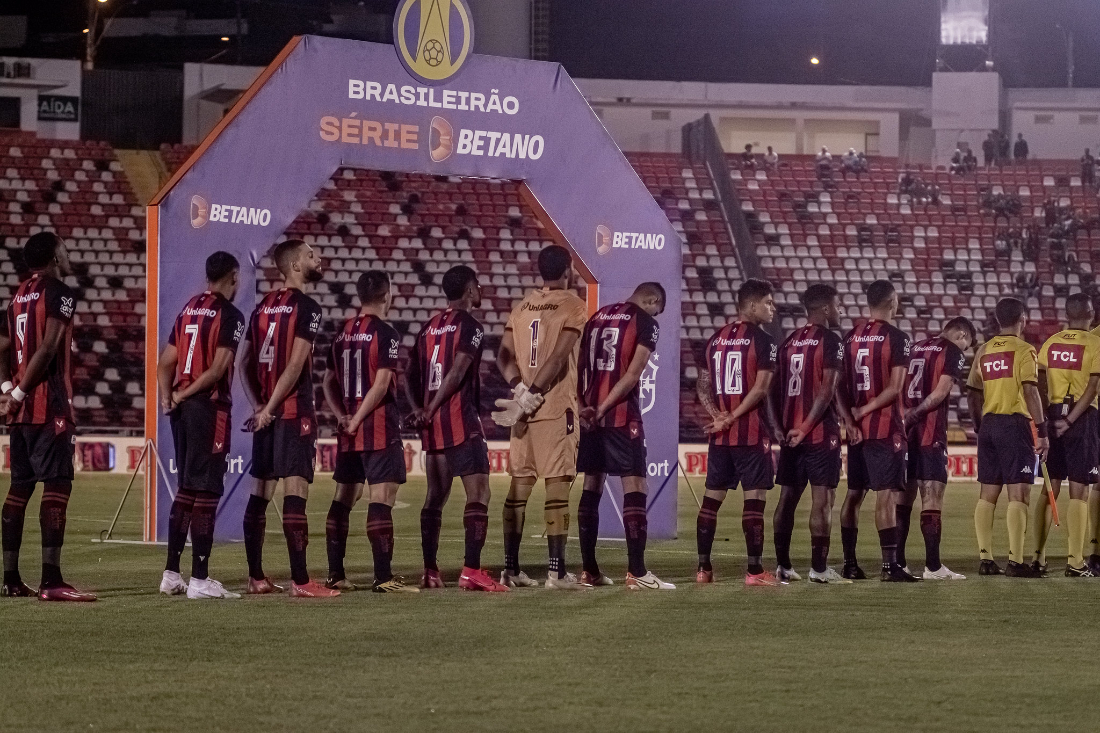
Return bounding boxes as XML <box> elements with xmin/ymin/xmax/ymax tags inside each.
<box><xmin>1021</xmin><ymin>464</ymin><xmax>1033</xmax><ymax>475</ymax></box>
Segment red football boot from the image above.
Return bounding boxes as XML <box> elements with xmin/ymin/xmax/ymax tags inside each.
<box><xmin>696</xmin><ymin>568</ymin><xmax>714</xmax><ymax>584</ymax></box>
<box><xmin>289</xmin><ymin>580</ymin><xmax>340</xmax><ymax>598</ymax></box>
<box><xmin>38</xmin><ymin>583</ymin><xmax>97</xmax><ymax>602</ymax></box>
<box><xmin>246</xmin><ymin>577</ymin><xmax>284</xmax><ymax>595</ymax></box>
<box><xmin>458</xmin><ymin>567</ymin><xmax>510</xmax><ymax>592</ymax></box>
<box><xmin>419</xmin><ymin>569</ymin><xmax>445</xmax><ymax>589</ymax></box>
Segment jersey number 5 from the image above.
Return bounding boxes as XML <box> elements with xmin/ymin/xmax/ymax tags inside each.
<box><xmin>855</xmin><ymin>348</ymin><xmax>872</xmax><ymax>392</ymax></box>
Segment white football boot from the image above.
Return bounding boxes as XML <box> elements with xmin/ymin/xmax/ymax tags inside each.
<box><xmin>625</xmin><ymin>571</ymin><xmax>676</xmax><ymax>590</ymax></box>
<box><xmin>187</xmin><ymin>577</ymin><xmax>241</xmax><ymax>599</ymax></box>
<box><xmin>159</xmin><ymin>570</ymin><xmax>188</xmax><ymax>596</ymax></box>
<box><xmin>809</xmin><ymin>567</ymin><xmax>854</xmax><ymax>584</ymax></box>
<box><xmin>923</xmin><ymin>565</ymin><xmax>967</xmax><ymax>580</ymax></box>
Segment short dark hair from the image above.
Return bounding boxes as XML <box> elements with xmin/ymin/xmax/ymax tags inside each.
<box><xmin>633</xmin><ymin>281</ymin><xmax>666</xmax><ymax>305</ymax></box>
<box><xmin>24</xmin><ymin>232</ymin><xmax>62</xmax><ymax>270</ymax></box>
<box><xmin>356</xmin><ymin>270</ymin><xmax>390</xmax><ymax>305</ymax></box>
<box><xmin>205</xmin><ymin>251</ymin><xmax>239</xmax><ymax>283</ymax></box>
<box><xmin>737</xmin><ymin>278</ymin><xmax>773</xmax><ymax>307</ymax></box>
<box><xmin>538</xmin><ymin>245</ymin><xmax>572</xmax><ymax>281</ymax></box>
<box><xmin>801</xmin><ymin>283</ymin><xmax>838</xmax><ymax>311</ymax></box>
<box><xmin>272</xmin><ymin>239</ymin><xmax>306</xmax><ymax>275</ymax></box>
<box><xmin>441</xmin><ymin>265</ymin><xmax>478</xmax><ymax>300</ymax></box>
<box><xmin>943</xmin><ymin>316</ymin><xmax>976</xmax><ymax>343</ymax></box>
<box><xmin>995</xmin><ymin>297</ymin><xmax>1026</xmax><ymax>328</ymax></box>
<box><xmin>866</xmin><ymin>279</ymin><xmax>896</xmax><ymax>309</ymax></box>
<box><xmin>1067</xmin><ymin>292</ymin><xmax>1093</xmax><ymax>321</ymax></box>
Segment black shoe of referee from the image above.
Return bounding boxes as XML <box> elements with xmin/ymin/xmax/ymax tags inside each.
<box><xmin>1030</xmin><ymin>560</ymin><xmax>1048</xmax><ymax>578</ymax></box>
<box><xmin>842</xmin><ymin>562</ymin><xmax>866</xmax><ymax>580</ymax></box>
<box><xmin>978</xmin><ymin>559</ymin><xmax>1003</xmax><ymax>576</ymax></box>
<box><xmin>881</xmin><ymin>564</ymin><xmax>921</xmax><ymax>582</ymax></box>
<box><xmin>1004</xmin><ymin>561</ymin><xmax>1042</xmax><ymax>578</ymax></box>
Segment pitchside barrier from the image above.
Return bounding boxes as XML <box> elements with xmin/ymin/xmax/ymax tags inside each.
<box><xmin>145</xmin><ymin>15</ymin><xmax>682</xmax><ymax>542</ymax></box>
<box><xmin>0</xmin><ymin>435</ymin><xmax>987</xmax><ymax>482</ymax></box>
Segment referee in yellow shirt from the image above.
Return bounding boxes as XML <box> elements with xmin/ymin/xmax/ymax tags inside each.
<box><xmin>1029</xmin><ymin>293</ymin><xmax>1100</xmax><ymax>576</ymax></box>
<box><xmin>966</xmin><ymin>298</ymin><xmax>1049</xmax><ymax>578</ymax></box>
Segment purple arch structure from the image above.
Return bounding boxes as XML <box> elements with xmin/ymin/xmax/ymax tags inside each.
<box><xmin>146</xmin><ymin>35</ymin><xmax>682</xmax><ymax>542</ymax></box>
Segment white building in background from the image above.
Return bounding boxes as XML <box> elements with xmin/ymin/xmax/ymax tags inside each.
<box><xmin>0</xmin><ymin>57</ymin><xmax>82</xmax><ymax>140</ymax></box>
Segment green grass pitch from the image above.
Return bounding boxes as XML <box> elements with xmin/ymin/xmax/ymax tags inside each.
<box><xmin>0</xmin><ymin>474</ymin><xmax>1095</xmax><ymax>732</ymax></box>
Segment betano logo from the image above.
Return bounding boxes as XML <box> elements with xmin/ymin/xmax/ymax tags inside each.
<box><xmin>190</xmin><ymin>194</ymin><xmax>271</xmax><ymax>229</ymax></box>
<box><xmin>393</xmin><ymin>0</ymin><xmax>474</xmax><ymax>85</ymax></box>
<box><xmin>430</xmin><ymin>116</ymin><xmax>454</xmax><ymax>161</ymax></box>
<box><xmin>595</xmin><ymin>224</ymin><xmax>666</xmax><ymax>255</ymax></box>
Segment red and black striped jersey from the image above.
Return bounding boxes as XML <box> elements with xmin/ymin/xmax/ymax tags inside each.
<box><xmin>843</xmin><ymin>319</ymin><xmax>911</xmax><ymax>441</ymax></box>
<box><xmin>3</xmin><ymin>273</ymin><xmax>76</xmax><ymax>425</ymax></box>
<box><xmin>904</xmin><ymin>336</ymin><xmax>966</xmax><ymax>447</ymax></box>
<box><xmin>246</xmin><ymin>288</ymin><xmax>322</xmax><ymax>420</ymax></box>
<box><xmin>775</xmin><ymin>323</ymin><xmax>844</xmax><ymax>446</ymax></box>
<box><xmin>578</xmin><ymin>302</ymin><xmax>660</xmax><ymax>430</ymax></box>
<box><xmin>168</xmin><ymin>291</ymin><xmax>245</xmax><ymax>406</ymax></box>
<box><xmin>408</xmin><ymin>308</ymin><xmax>484</xmax><ymax>450</ymax></box>
<box><xmin>704</xmin><ymin>321</ymin><xmax>776</xmax><ymax>447</ymax></box>
<box><xmin>326</xmin><ymin>314</ymin><xmax>401</xmax><ymax>452</ymax></box>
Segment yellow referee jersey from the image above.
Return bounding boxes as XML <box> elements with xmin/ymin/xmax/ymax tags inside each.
<box><xmin>966</xmin><ymin>334</ymin><xmax>1037</xmax><ymax>416</ymax></box>
<box><xmin>1038</xmin><ymin>328</ymin><xmax>1100</xmax><ymax>407</ymax></box>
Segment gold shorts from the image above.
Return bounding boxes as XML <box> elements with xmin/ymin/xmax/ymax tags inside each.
<box><xmin>509</xmin><ymin>410</ymin><xmax>579</xmax><ymax>480</ymax></box>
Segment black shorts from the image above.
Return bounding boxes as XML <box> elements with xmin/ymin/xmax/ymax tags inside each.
<box><xmin>333</xmin><ymin>442</ymin><xmax>407</xmax><ymax>486</ymax></box>
<box><xmin>977</xmin><ymin>413</ymin><xmax>1037</xmax><ymax>486</ymax></box>
<box><xmin>9</xmin><ymin>419</ymin><xmax>75</xmax><ymax>484</ymax></box>
<box><xmin>250</xmin><ymin>415</ymin><xmax>317</xmax><ymax>482</ymax></box>
<box><xmin>776</xmin><ymin>440</ymin><xmax>842</xmax><ymax>490</ymax></box>
<box><xmin>906</xmin><ymin>435</ymin><xmax>948</xmax><ymax>485</ymax></box>
<box><xmin>426</xmin><ymin>436</ymin><xmax>491</xmax><ymax>478</ymax></box>
<box><xmin>170</xmin><ymin>397</ymin><xmax>231</xmax><ymax>495</ymax></box>
<box><xmin>847</xmin><ymin>436</ymin><xmax>906</xmax><ymax>492</ymax></box>
<box><xmin>706</xmin><ymin>443</ymin><xmax>774</xmax><ymax>491</ymax></box>
<box><xmin>577</xmin><ymin>423</ymin><xmax>647</xmax><ymax>478</ymax></box>
<box><xmin>1047</xmin><ymin>407</ymin><xmax>1099</xmax><ymax>484</ymax></box>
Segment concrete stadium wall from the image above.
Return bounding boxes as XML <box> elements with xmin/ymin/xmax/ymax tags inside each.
<box><xmin>0</xmin><ymin>56</ymin><xmax>81</xmax><ymax>140</ymax></box>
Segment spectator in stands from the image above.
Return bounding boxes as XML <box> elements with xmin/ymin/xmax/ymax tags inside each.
<box><xmin>994</xmin><ymin>231</ymin><xmax>1010</xmax><ymax>259</ymax></box>
<box><xmin>950</xmin><ymin>148</ymin><xmax>965</xmax><ymax>175</ymax></box>
<box><xmin>982</xmin><ymin>132</ymin><xmax>996</xmax><ymax>167</ymax></box>
<box><xmin>842</xmin><ymin>148</ymin><xmax>859</xmax><ymax>172</ymax></box>
<box><xmin>855</xmin><ymin>151</ymin><xmax>869</xmax><ymax>173</ymax></box>
<box><xmin>763</xmin><ymin>145</ymin><xmax>779</xmax><ymax>171</ymax></box>
<box><xmin>815</xmin><ymin>146</ymin><xmax>834</xmax><ymax>184</ymax></box>
<box><xmin>963</xmin><ymin>148</ymin><xmax>978</xmax><ymax>172</ymax></box>
<box><xmin>997</xmin><ymin>131</ymin><xmax>1010</xmax><ymax>166</ymax></box>
<box><xmin>1013</xmin><ymin>133</ymin><xmax>1029</xmax><ymax>164</ymax></box>
<box><xmin>741</xmin><ymin>143</ymin><xmax>756</xmax><ymax>170</ymax></box>
<box><xmin>1082</xmin><ymin>149</ymin><xmax>1096</xmax><ymax>186</ymax></box>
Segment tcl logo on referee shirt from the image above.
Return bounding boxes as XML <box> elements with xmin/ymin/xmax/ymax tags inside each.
<box><xmin>981</xmin><ymin>351</ymin><xmax>1014</xmax><ymax>379</ymax></box>
<box><xmin>1049</xmin><ymin>344</ymin><xmax>1085</xmax><ymax>370</ymax></box>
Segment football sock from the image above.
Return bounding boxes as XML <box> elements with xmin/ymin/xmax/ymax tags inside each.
<box><xmin>165</xmin><ymin>489</ymin><xmax>197</xmax><ymax>574</ymax></box>
<box><xmin>920</xmin><ymin>510</ymin><xmax>942</xmax><ymax>572</ymax></box>
<box><xmin>39</xmin><ymin>481</ymin><xmax>72</xmax><ymax>588</ymax></box>
<box><xmin>544</xmin><ymin>480</ymin><xmax>571</xmax><ymax>579</ymax></box>
<box><xmin>1006</xmin><ymin>500</ymin><xmax>1028</xmax><ymax>564</ymax></box>
<box><xmin>696</xmin><ymin>496</ymin><xmax>722</xmax><ymax>572</ymax></box>
<box><xmin>742</xmin><ymin>498</ymin><xmax>766</xmax><ymax>575</ymax></box>
<box><xmin>623</xmin><ymin>492</ymin><xmax>648</xmax><ymax>577</ymax></box>
<box><xmin>366</xmin><ymin>503</ymin><xmax>394</xmax><ymax>583</ymax></box>
<box><xmin>773</xmin><ymin>498</ymin><xmax>797</xmax><ymax>570</ymax></box>
<box><xmin>841</xmin><ymin>525</ymin><xmax>858</xmax><ymax>564</ymax></box>
<box><xmin>2</xmin><ymin>482</ymin><xmax>35</xmax><ymax>586</ymax></box>
<box><xmin>282</xmin><ymin>495</ymin><xmax>310</xmax><ymax>586</ymax></box>
<box><xmin>577</xmin><ymin>490</ymin><xmax>601</xmax><ymax>576</ymax></box>
<box><xmin>974</xmin><ymin>498</ymin><xmax>996</xmax><ymax>561</ymax></box>
<box><xmin>1068</xmin><ymin>498</ymin><xmax>1089</xmax><ymax>569</ymax></box>
<box><xmin>189</xmin><ymin>492</ymin><xmax>218</xmax><ymax>581</ymax></box>
<box><xmin>420</xmin><ymin>506</ymin><xmax>443</xmax><ymax>571</ymax></box>
<box><xmin>325</xmin><ymin>499</ymin><xmax>352</xmax><ymax>580</ymax></box>
<box><xmin>1088</xmin><ymin>490</ymin><xmax>1100</xmax><ymax>559</ymax></box>
<box><xmin>810</xmin><ymin>535</ymin><xmax>830</xmax><ymax>573</ymax></box>
<box><xmin>243</xmin><ymin>495</ymin><xmax>270</xmax><ymax>580</ymax></box>
<box><xmin>463</xmin><ymin>501</ymin><xmax>489</xmax><ymax>570</ymax></box>
<box><xmin>895</xmin><ymin>503</ymin><xmax>913</xmax><ymax>569</ymax></box>
<box><xmin>503</xmin><ymin>480</ymin><xmax>533</xmax><ymax>574</ymax></box>
<box><xmin>1028</xmin><ymin>489</ymin><xmax>1051</xmax><ymax>564</ymax></box>
<box><xmin>877</xmin><ymin>527</ymin><xmax>897</xmax><ymax>568</ymax></box>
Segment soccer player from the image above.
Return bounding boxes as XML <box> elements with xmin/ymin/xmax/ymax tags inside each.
<box><xmin>967</xmin><ymin>297</ymin><xmax>1049</xmax><ymax>578</ymax></box>
<box><xmin>899</xmin><ymin>317</ymin><xmax>975</xmax><ymax>580</ymax></box>
<box><xmin>576</xmin><ymin>282</ymin><xmax>675</xmax><ymax>590</ymax></box>
<box><xmin>239</xmin><ymin>239</ymin><xmax>337</xmax><ymax>597</ymax></box>
<box><xmin>838</xmin><ymin>280</ymin><xmax>917</xmax><ymax>581</ymax></box>
<box><xmin>156</xmin><ymin>251</ymin><xmax>245</xmax><ymax>599</ymax></box>
<box><xmin>320</xmin><ymin>270</ymin><xmax>417</xmax><ymax>593</ymax></box>
<box><xmin>405</xmin><ymin>265</ymin><xmax>507</xmax><ymax>592</ymax></box>
<box><xmin>770</xmin><ymin>283</ymin><xmax>852</xmax><ymax>584</ymax></box>
<box><xmin>1027</xmin><ymin>294</ymin><xmax>1100</xmax><ymax>577</ymax></box>
<box><xmin>694</xmin><ymin>279</ymin><xmax>781</xmax><ymax>586</ymax></box>
<box><xmin>493</xmin><ymin>245</ymin><xmax>590</xmax><ymax>590</ymax></box>
<box><xmin>0</xmin><ymin>232</ymin><xmax>95</xmax><ymax>601</ymax></box>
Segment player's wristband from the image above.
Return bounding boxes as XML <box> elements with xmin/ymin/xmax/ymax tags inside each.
<box><xmin>0</xmin><ymin>381</ymin><xmax>11</xmax><ymax>394</ymax></box>
<box><xmin>1035</xmin><ymin>422</ymin><xmax>1048</xmax><ymax>439</ymax></box>
<box><xmin>528</xmin><ymin>383</ymin><xmax>543</xmax><ymax>396</ymax></box>
<box><xmin>10</xmin><ymin>386</ymin><xmax>25</xmax><ymax>402</ymax></box>
<box><xmin>508</xmin><ymin>376</ymin><xmax>521</xmax><ymax>389</ymax></box>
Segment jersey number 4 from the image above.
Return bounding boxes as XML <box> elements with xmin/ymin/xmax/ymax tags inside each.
<box><xmin>258</xmin><ymin>322</ymin><xmax>277</xmax><ymax>371</ymax></box>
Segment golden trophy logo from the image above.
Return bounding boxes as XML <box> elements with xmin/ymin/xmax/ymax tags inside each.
<box><xmin>393</xmin><ymin>0</ymin><xmax>474</xmax><ymax>85</ymax></box>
